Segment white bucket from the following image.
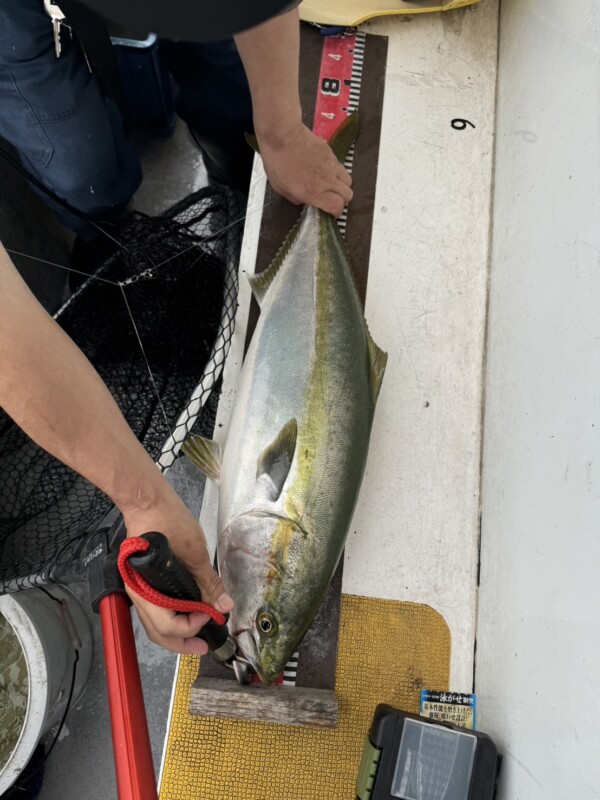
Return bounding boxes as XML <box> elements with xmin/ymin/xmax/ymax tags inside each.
<box><xmin>0</xmin><ymin>585</ymin><xmax>93</xmax><ymax>794</ymax></box>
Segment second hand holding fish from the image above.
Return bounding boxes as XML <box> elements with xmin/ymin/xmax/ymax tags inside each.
<box><xmin>234</xmin><ymin>6</ymin><xmax>352</xmax><ymax>218</ymax></box>
<box><xmin>257</xmin><ymin>122</ymin><xmax>354</xmax><ymax>218</ymax></box>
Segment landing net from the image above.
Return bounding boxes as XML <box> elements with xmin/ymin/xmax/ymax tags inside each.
<box><xmin>0</xmin><ymin>185</ymin><xmax>243</xmax><ymax>592</ymax></box>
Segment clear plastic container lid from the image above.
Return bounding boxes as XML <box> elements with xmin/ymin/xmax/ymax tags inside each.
<box><xmin>391</xmin><ymin>718</ymin><xmax>477</xmax><ymax>800</ymax></box>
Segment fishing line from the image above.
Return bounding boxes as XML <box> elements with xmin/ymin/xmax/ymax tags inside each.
<box><xmin>118</xmin><ymin>283</ymin><xmax>177</xmax><ymax>473</ymax></box>
<box><xmin>5</xmin><ymin>196</ymin><xmax>272</xmax><ymax>288</ymax></box>
<box><xmin>116</xmin><ymin>196</ymin><xmax>274</xmax><ymax>283</ymax></box>
<box><xmin>118</xmin><ymin>305</ymin><xmax>201</xmax><ymax>556</ymax></box>
<box><xmin>4</xmin><ymin>248</ymin><xmax>120</xmax><ymax>286</ymax></box>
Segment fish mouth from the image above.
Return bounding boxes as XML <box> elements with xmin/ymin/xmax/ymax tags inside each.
<box><xmin>254</xmin><ymin>663</ymin><xmax>284</xmax><ymax>686</ymax></box>
<box><xmin>233</xmin><ymin>630</ymin><xmax>282</xmax><ymax>685</ymax></box>
<box><xmin>234</xmin><ymin>629</ymin><xmax>259</xmax><ymax>674</ymax></box>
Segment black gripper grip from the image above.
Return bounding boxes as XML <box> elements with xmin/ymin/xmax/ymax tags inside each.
<box><xmin>128</xmin><ymin>531</ymin><xmax>229</xmax><ymax>651</ymax></box>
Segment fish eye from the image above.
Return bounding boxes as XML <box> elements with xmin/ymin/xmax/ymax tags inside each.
<box><xmin>256</xmin><ymin>610</ymin><xmax>278</xmax><ymax>636</ymax></box>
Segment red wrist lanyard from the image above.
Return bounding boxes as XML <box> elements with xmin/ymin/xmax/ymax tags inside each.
<box><xmin>117</xmin><ymin>536</ymin><xmax>226</xmax><ymax>625</ymax></box>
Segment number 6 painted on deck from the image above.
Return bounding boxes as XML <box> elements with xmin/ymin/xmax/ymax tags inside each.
<box><xmin>451</xmin><ymin>118</ymin><xmax>476</xmax><ymax>130</ymax></box>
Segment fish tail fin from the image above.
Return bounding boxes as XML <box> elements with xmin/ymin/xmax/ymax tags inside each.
<box><xmin>328</xmin><ymin>112</ymin><xmax>360</xmax><ymax>164</ymax></box>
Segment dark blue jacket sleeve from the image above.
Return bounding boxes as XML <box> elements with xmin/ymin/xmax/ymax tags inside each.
<box><xmin>74</xmin><ymin>0</ymin><xmax>301</xmax><ymax>42</ymax></box>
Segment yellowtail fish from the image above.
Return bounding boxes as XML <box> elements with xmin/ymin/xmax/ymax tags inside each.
<box><xmin>184</xmin><ymin>114</ymin><xmax>387</xmax><ymax>683</ymax></box>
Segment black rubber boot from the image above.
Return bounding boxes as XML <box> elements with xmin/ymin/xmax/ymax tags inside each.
<box><xmin>159</xmin><ymin>39</ymin><xmax>254</xmax><ymax>194</ymax></box>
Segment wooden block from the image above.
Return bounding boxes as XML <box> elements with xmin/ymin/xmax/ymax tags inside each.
<box><xmin>190</xmin><ymin>678</ymin><xmax>339</xmax><ymax>728</ymax></box>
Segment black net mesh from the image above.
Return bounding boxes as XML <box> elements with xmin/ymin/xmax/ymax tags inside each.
<box><xmin>0</xmin><ymin>185</ymin><xmax>243</xmax><ymax>593</ymax></box>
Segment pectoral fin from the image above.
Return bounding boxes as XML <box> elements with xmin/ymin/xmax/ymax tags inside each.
<box><xmin>182</xmin><ymin>435</ymin><xmax>222</xmax><ymax>482</ymax></box>
<box><xmin>366</xmin><ymin>326</ymin><xmax>388</xmax><ymax>403</ymax></box>
<box><xmin>256</xmin><ymin>419</ymin><xmax>298</xmax><ymax>501</ymax></box>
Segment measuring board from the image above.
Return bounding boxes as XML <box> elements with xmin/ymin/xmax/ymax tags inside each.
<box><xmin>190</xmin><ymin>25</ymin><xmax>388</xmax><ymax>727</ymax></box>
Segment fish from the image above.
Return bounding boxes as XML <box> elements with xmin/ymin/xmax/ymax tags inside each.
<box><xmin>183</xmin><ymin>114</ymin><xmax>387</xmax><ymax>684</ymax></box>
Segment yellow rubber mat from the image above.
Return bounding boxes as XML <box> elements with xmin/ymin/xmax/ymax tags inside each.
<box><xmin>160</xmin><ymin>595</ymin><xmax>450</xmax><ymax>800</ymax></box>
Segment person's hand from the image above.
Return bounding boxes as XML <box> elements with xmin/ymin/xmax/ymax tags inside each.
<box><xmin>257</xmin><ymin>123</ymin><xmax>353</xmax><ymax>217</ymax></box>
<box><xmin>121</xmin><ymin>488</ymin><xmax>234</xmax><ymax>655</ymax></box>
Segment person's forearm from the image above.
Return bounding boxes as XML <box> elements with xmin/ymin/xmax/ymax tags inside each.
<box><xmin>234</xmin><ymin>7</ymin><xmax>302</xmax><ymax>147</ymax></box>
<box><xmin>0</xmin><ymin>243</ymin><xmax>233</xmax><ymax>642</ymax></box>
<box><xmin>0</xmin><ymin>244</ymin><xmax>164</xmax><ymax>516</ymax></box>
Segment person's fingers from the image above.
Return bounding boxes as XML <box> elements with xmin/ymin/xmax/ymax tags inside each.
<box><xmin>120</xmin><ymin>492</ymin><xmax>235</xmax><ymax>656</ymax></box>
<box><xmin>279</xmin><ymin>179</ymin><xmax>352</xmax><ymax>214</ymax></box>
<box><xmin>178</xmin><ymin>637</ymin><xmax>210</xmax><ymax>656</ymax></box>
<box><xmin>127</xmin><ymin>585</ymin><xmax>211</xmax><ymax>637</ymax></box>
<box><xmin>259</xmin><ymin>124</ymin><xmax>356</xmax><ymax>215</ymax></box>
<box><xmin>165</xmin><ymin>533</ymin><xmax>234</xmax><ymax>613</ymax></box>
<box><xmin>188</xmin><ymin>559</ymin><xmax>234</xmax><ymax>613</ymax></box>
<box><xmin>315</xmin><ymin>190</ymin><xmax>346</xmax><ymax>218</ymax></box>
<box><xmin>133</xmin><ymin>598</ymin><xmax>210</xmax><ymax>655</ymax></box>
<box><xmin>336</xmin><ymin>179</ymin><xmax>354</xmax><ymax>204</ymax></box>
<box><xmin>151</xmin><ymin>608</ymin><xmax>211</xmax><ymax>639</ymax></box>
<box><xmin>313</xmin><ymin>176</ymin><xmax>354</xmax><ymax>216</ymax></box>
<box><xmin>336</xmin><ymin>164</ymin><xmax>353</xmax><ymax>186</ymax></box>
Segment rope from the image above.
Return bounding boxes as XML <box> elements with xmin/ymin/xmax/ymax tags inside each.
<box><xmin>117</xmin><ymin>537</ymin><xmax>226</xmax><ymax>625</ymax></box>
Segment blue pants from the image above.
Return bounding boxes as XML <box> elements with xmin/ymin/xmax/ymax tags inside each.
<box><xmin>0</xmin><ymin>0</ymin><xmax>252</xmax><ymax>238</ymax></box>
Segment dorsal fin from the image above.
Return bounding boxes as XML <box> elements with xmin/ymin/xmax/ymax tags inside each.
<box><xmin>256</xmin><ymin>419</ymin><xmax>298</xmax><ymax>501</ymax></box>
<box><xmin>248</xmin><ymin>215</ymin><xmax>304</xmax><ymax>306</ymax></box>
<box><xmin>366</xmin><ymin>325</ymin><xmax>388</xmax><ymax>403</ymax></box>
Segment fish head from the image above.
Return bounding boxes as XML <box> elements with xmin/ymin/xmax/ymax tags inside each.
<box><xmin>219</xmin><ymin>512</ymin><xmax>310</xmax><ymax>684</ymax></box>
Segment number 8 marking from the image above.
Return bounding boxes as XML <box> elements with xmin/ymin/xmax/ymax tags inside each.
<box><xmin>321</xmin><ymin>78</ymin><xmax>341</xmax><ymax>96</ymax></box>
